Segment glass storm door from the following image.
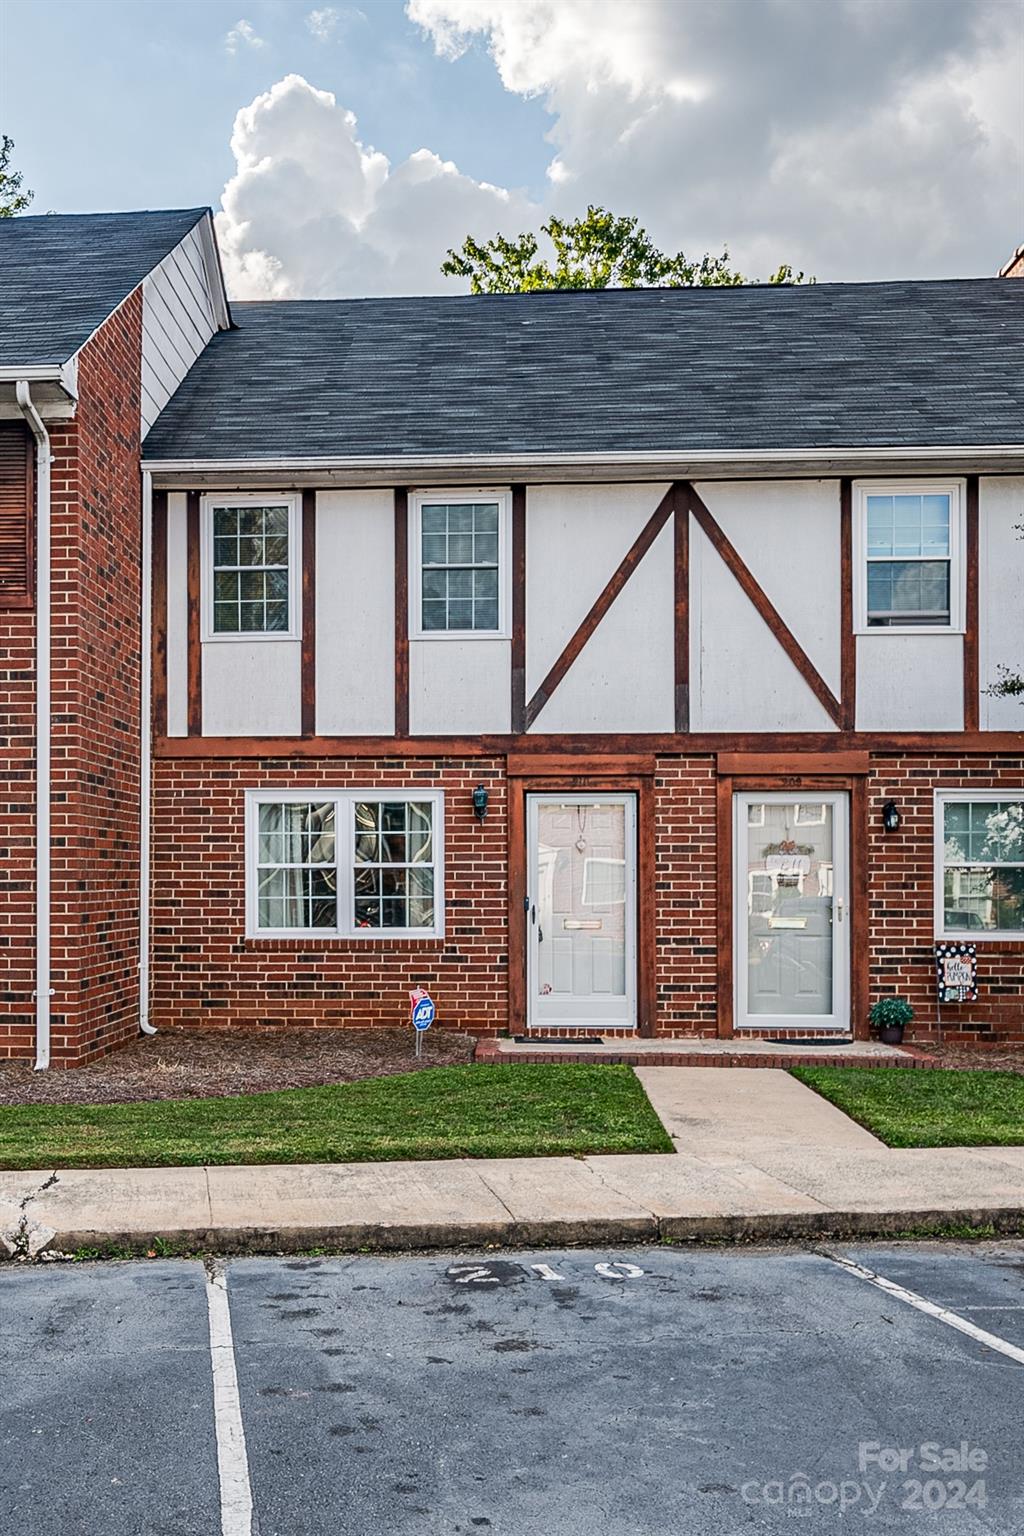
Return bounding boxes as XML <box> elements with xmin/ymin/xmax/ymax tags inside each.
<box><xmin>734</xmin><ymin>792</ymin><xmax>850</xmax><ymax>1031</ymax></box>
<box><xmin>526</xmin><ymin>795</ymin><xmax>637</xmax><ymax>1030</ymax></box>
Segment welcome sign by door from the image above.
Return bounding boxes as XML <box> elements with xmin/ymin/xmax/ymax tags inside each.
<box><xmin>935</xmin><ymin>943</ymin><xmax>979</xmax><ymax>1004</ymax></box>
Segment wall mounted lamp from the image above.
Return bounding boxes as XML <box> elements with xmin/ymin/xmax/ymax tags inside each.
<box><xmin>881</xmin><ymin>799</ymin><xmax>901</xmax><ymax>834</ymax></box>
<box><xmin>472</xmin><ymin>784</ymin><xmax>489</xmax><ymax>822</ymax></box>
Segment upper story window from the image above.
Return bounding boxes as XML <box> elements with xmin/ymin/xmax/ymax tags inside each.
<box><xmin>409</xmin><ymin>490</ymin><xmax>511</xmax><ymax>639</ymax></box>
<box><xmin>936</xmin><ymin>791</ymin><xmax>1024</xmax><ymax>939</ymax></box>
<box><xmin>202</xmin><ymin>493</ymin><xmax>300</xmax><ymax>641</ymax></box>
<box><xmin>246</xmin><ymin>790</ymin><xmax>443</xmax><ymax>939</ymax></box>
<box><xmin>854</xmin><ymin>481</ymin><xmax>965</xmax><ymax>633</ymax></box>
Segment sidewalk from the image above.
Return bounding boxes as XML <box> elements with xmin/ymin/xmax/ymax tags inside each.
<box><xmin>2</xmin><ymin>1069</ymin><xmax>1023</xmax><ymax>1258</ymax></box>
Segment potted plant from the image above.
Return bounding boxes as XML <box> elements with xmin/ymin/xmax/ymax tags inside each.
<box><xmin>869</xmin><ymin>996</ymin><xmax>914</xmax><ymax>1045</ymax></box>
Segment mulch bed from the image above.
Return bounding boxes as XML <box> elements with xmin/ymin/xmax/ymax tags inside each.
<box><xmin>0</xmin><ymin>1028</ymin><xmax>477</xmax><ymax>1107</ymax></box>
<box><xmin>917</xmin><ymin>1042</ymin><xmax>1024</xmax><ymax>1076</ymax></box>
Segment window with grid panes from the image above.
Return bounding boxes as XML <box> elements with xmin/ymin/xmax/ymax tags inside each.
<box><xmin>256</xmin><ymin>802</ymin><xmax>337</xmax><ymax>931</ymax></box>
<box><xmin>420</xmin><ymin>501</ymin><xmax>500</xmax><ymax>632</ymax></box>
<box><xmin>212</xmin><ymin>504</ymin><xmax>291</xmax><ymax>633</ymax></box>
<box><xmin>353</xmin><ymin>801</ymin><xmax>435</xmax><ymax>929</ymax></box>
<box><xmin>249</xmin><ymin>793</ymin><xmax>441</xmax><ymax>937</ymax></box>
<box><xmin>864</xmin><ymin>491</ymin><xmax>952</xmax><ymax>626</ymax></box>
<box><xmin>940</xmin><ymin>796</ymin><xmax>1024</xmax><ymax>936</ymax></box>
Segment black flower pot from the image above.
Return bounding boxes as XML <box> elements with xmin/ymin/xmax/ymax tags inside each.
<box><xmin>877</xmin><ymin>1023</ymin><xmax>905</xmax><ymax>1045</ymax></box>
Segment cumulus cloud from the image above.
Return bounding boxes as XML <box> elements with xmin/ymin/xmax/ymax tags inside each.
<box><xmin>216</xmin><ymin>1</ymin><xmax>1022</xmax><ymax>297</ymax></box>
<box><xmin>224</xmin><ymin>18</ymin><xmax>265</xmax><ymax>55</ymax></box>
<box><xmin>215</xmin><ymin>74</ymin><xmax>536</xmax><ymax>298</ymax></box>
<box><xmin>407</xmin><ymin>0</ymin><xmax>1022</xmax><ymax>282</ymax></box>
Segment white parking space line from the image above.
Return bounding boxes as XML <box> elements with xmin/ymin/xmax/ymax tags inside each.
<box><xmin>205</xmin><ymin>1266</ymin><xmax>254</xmax><ymax>1536</ymax></box>
<box><xmin>825</xmin><ymin>1253</ymin><xmax>1024</xmax><ymax>1367</ymax></box>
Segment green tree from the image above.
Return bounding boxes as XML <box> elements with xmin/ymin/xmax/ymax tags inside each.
<box><xmin>442</xmin><ymin>206</ymin><xmax>807</xmax><ymax>293</ymax></box>
<box><xmin>0</xmin><ymin>136</ymin><xmax>33</xmax><ymax>217</ymax></box>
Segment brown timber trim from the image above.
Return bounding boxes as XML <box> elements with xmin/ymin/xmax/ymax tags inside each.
<box><xmin>964</xmin><ymin>474</ymin><xmax>980</xmax><ymax>732</ymax></box>
<box><xmin>688</xmin><ymin>484</ymin><xmax>842</xmax><ymax>726</ymax></box>
<box><xmin>151</xmin><ymin>489</ymin><xmax>168</xmax><ymax>739</ymax></box>
<box><xmin>507</xmin><ymin>776</ymin><xmax>527</xmax><ymax>1032</ymax></box>
<box><xmin>509</xmin><ymin>777</ymin><xmax>654</xmax><ymax>1038</ymax></box>
<box><xmin>394</xmin><ymin>487</ymin><xmax>409</xmax><ymax>736</ymax></box>
<box><xmin>717</xmin><ymin>751</ymin><xmax>869</xmax><ymax>776</ymax></box>
<box><xmin>715</xmin><ymin>775</ymin><xmax>735</xmax><ymax>1037</ymax></box>
<box><xmin>508</xmin><ymin>753</ymin><xmax>656</xmax><ymax>778</ymax></box>
<box><xmin>839</xmin><ymin>477</ymin><xmax>856</xmax><ymax>731</ymax></box>
<box><xmin>186</xmin><ymin>489</ymin><xmax>202</xmax><ymax>737</ymax></box>
<box><xmin>155</xmin><ymin>729</ymin><xmax>1024</xmax><ymax>760</ymax></box>
<box><xmin>525</xmin><ymin>485</ymin><xmax>675</xmax><ymax>729</ymax></box>
<box><xmin>301</xmin><ymin>489</ymin><xmax>317</xmax><ymax>737</ymax></box>
<box><xmin>674</xmin><ymin>483</ymin><xmax>690</xmax><ymax>731</ymax></box>
<box><xmin>510</xmin><ymin>484</ymin><xmax>526</xmax><ymax>734</ymax></box>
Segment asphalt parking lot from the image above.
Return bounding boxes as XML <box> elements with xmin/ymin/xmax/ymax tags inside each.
<box><xmin>2</xmin><ymin>1242</ymin><xmax>1023</xmax><ymax>1535</ymax></box>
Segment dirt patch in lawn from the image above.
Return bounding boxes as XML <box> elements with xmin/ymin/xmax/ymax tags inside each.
<box><xmin>920</xmin><ymin>1043</ymin><xmax>1024</xmax><ymax>1075</ymax></box>
<box><xmin>0</xmin><ymin>1028</ymin><xmax>477</xmax><ymax>1106</ymax></box>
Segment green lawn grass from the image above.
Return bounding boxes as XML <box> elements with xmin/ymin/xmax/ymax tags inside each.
<box><xmin>0</xmin><ymin>1063</ymin><xmax>673</xmax><ymax>1170</ymax></box>
<box><xmin>792</xmin><ymin>1066</ymin><xmax>1024</xmax><ymax>1148</ymax></box>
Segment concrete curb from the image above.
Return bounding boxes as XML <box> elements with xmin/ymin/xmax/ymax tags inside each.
<box><xmin>21</xmin><ymin>1206</ymin><xmax>1024</xmax><ymax>1261</ymax></box>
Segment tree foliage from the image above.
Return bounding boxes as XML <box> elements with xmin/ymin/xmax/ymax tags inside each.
<box><xmin>442</xmin><ymin>206</ymin><xmax>807</xmax><ymax>293</ymax></box>
<box><xmin>0</xmin><ymin>136</ymin><xmax>33</xmax><ymax>218</ymax></box>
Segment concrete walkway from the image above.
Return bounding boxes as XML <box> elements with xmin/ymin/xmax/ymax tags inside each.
<box><xmin>2</xmin><ymin>1069</ymin><xmax>1023</xmax><ymax>1258</ymax></box>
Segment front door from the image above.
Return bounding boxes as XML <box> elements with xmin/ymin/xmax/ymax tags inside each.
<box><xmin>734</xmin><ymin>791</ymin><xmax>850</xmax><ymax>1031</ymax></box>
<box><xmin>526</xmin><ymin>794</ymin><xmax>637</xmax><ymax>1030</ymax></box>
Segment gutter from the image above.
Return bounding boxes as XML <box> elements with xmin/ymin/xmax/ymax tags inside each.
<box><xmin>139</xmin><ymin>473</ymin><xmax>157</xmax><ymax>1037</ymax></box>
<box><xmin>16</xmin><ymin>382</ymin><xmax>53</xmax><ymax>1071</ymax></box>
<box><xmin>141</xmin><ymin>444</ymin><xmax>1024</xmax><ymax>477</ymax></box>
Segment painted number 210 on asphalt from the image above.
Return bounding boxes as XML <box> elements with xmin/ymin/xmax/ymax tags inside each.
<box><xmin>446</xmin><ymin>1261</ymin><xmax>646</xmax><ymax>1285</ymax></box>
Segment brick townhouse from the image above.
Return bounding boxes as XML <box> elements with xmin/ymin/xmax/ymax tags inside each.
<box><xmin>1</xmin><ymin>208</ymin><xmax>1022</xmax><ymax>1066</ymax></box>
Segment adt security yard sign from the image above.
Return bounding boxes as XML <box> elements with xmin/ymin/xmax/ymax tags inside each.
<box><xmin>409</xmin><ymin>988</ymin><xmax>435</xmax><ymax>1056</ymax></box>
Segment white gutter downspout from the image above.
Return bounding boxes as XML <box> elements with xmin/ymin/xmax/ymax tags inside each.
<box><xmin>16</xmin><ymin>382</ymin><xmax>53</xmax><ymax>1071</ymax></box>
<box><xmin>139</xmin><ymin>471</ymin><xmax>156</xmax><ymax>1035</ymax></box>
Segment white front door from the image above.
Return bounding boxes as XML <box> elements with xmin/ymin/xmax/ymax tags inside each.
<box><xmin>526</xmin><ymin>794</ymin><xmax>637</xmax><ymax>1030</ymax></box>
<box><xmin>734</xmin><ymin>791</ymin><xmax>850</xmax><ymax>1031</ymax></box>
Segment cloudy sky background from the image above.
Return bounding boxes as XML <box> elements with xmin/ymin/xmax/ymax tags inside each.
<box><xmin>4</xmin><ymin>0</ymin><xmax>1022</xmax><ymax>296</ymax></box>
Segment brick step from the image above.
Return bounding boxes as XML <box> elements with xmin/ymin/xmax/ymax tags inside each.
<box><xmin>475</xmin><ymin>1041</ymin><xmax>938</xmax><ymax>1070</ymax></box>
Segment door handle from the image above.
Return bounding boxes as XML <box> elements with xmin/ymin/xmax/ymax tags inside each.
<box><xmin>836</xmin><ymin>898</ymin><xmax>845</xmax><ymax>923</ymax></box>
<box><xmin>530</xmin><ymin>903</ymin><xmax>536</xmax><ymax>924</ymax></box>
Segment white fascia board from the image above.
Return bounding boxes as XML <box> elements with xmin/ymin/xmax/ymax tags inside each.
<box><xmin>142</xmin><ymin>444</ymin><xmax>1024</xmax><ymax>476</ymax></box>
<box><xmin>195</xmin><ymin>210</ymin><xmax>233</xmax><ymax>331</ymax></box>
<box><xmin>0</xmin><ymin>359</ymin><xmax>77</xmax><ymax>397</ymax></box>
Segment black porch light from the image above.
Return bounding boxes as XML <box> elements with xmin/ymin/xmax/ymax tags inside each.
<box><xmin>881</xmin><ymin>799</ymin><xmax>901</xmax><ymax>834</ymax></box>
<box><xmin>472</xmin><ymin>784</ymin><xmax>489</xmax><ymax>822</ymax></box>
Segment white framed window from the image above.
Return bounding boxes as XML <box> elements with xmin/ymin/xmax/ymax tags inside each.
<box><xmin>935</xmin><ymin>790</ymin><xmax>1024</xmax><ymax>940</ymax></box>
<box><xmin>409</xmin><ymin>489</ymin><xmax>511</xmax><ymax>639</ymax></box>
<box><xmin>245</xmin><ymin>789</ymin><xmax>444</xmax><ymax>940</ymax></box>
<box><xmin>202</xmin><ymin>493</ymin><xmax>301</xmax><ymax>641</ymax></box>
<box><xmin>853</xmin><ymin>481</ymin><xmax>965</xmax><ymax>634</ymax></box>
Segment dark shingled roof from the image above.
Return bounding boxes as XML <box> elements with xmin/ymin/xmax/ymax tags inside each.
<box><xmin>143</xmin><ymin>278</ymin><xmax>1024</xmax><ymax>460</ymax></box>
<box><xmin>0</xmin><ymin>209</ymin><xmax>210</xmax><ymax>365</ymax></box>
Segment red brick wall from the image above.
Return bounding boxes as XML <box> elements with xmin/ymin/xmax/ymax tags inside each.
<box><xmin>44</xmin><ymin>292</ymin><xmax>144</xmax><ymax>1065</ymax></box>
<box><xmin>654</xmin><ymin>756</ymin><xmax>718</xmax><ymax>1035</ymax></box>
<box><xmin>151</xmin><ymin>757</ymin><xmax>508</xmax><ymax>1035</ymax></box>
<box><xmin>149</xmin><ymin>749</ymin><xmax>1024</xmax><ymax>1045</ymax></box>
<box><xmin>868</xmin><ymin>754</ymin><xmax>1024</xmax><ymax>1042</ymax></box>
